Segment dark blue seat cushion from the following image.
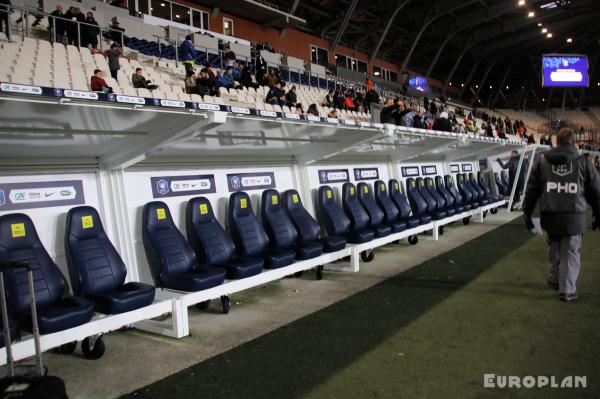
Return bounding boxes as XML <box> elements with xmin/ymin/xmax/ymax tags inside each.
<box><xmin>87</xmin><ymin>282</ymin><xmax>155</xmax><ymax>315</ymax></box>
<box><xmin>18</xmin><ymin>296</ymin><xmax>95</xmax><ymax>335</ymax></box>
<box><xmin>405</xmin><ymin>217</ymin><xmax>421</xmax><ymax>229</ymax></box>
<box><xmin>454</xmin><ymin>205</ymin><xmax>465</xmax><ymax>214</ymax></box>
<box><xmin>445</xmin><ymin>208</ymin><xmax>456</xmax><ymax>217</ymax></box>
<box><xmin>373</xmin><ymin>224</ymin><xmax>392</xmax><ymax>238</ymax></box>
<box><xmin>348</xmin><ymin>228</ymin><xmax>374</xmax><ymax>244</ymax></box>
<box><xmin>432</xmin><ymin>211</ymin><xmax>447</xmax><ymax>220</ymax></box>
<box><xmin>296</xmin><ymin>241</ymin><xmax>324</xmax><ymax>260</ymax></box>
<box><xmin>223</xmin><ymin>256</ymin><xmax>264</xmax><ymax>279</ymax></box>
<box><xmin>320</xmin><ymin>236</ymin><xmax>346</xmax><ymax>252</ymax></box>
<box><xmin>391</xmin><ymin>220</ymin><xmax>407</xmax><ymax>233</ymax></box>
<box><xmin>420</xmin><ymin>215</ymin><xmax>432</xmax><ymax>225</ymax></box>
<box><xmin>161</xmin><ymin>266</ymin><xmax>226</xmax><ymax>292</ymax></box>
<box><xmin>263</xmin><ymin>248</ymin><xmax>296</xmax><ymax>269</ymax></box>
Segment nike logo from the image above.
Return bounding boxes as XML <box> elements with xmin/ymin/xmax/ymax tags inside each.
<box><xmin>45</xmin><ymin>192</ymin><xmax>55</xmax><ymax>197</ymax></box>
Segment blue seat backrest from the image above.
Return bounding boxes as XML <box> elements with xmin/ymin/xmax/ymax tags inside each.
<box><xmin>142</xmin><ymin>201</ymin><xmax>195</xmax><ymax>283</ymax></box>
<box><xmin>357</xmin><ymin>182</ymin><xmax>386</xmax><ymax>226</ymax></box>
<box><xmin>186</xmin><ymin>197</ymin><xmax>235</xmax><ymax>266</ymax></box>
<box><xmin>317</xmin><ymin>186</ymin><xmax>350</xmax><ymax>236</ymax></box>
<box><xmin>445</xmin><ymin>175</ymin><xmax>463</xmax><ymax>204</ymax></box>
<box><xmin>283</xmin><ymin>190</ymin><xmax>320</xmax><ymax>242</ymax></box>
<box><xmin>435</xmin><ymin>176</ymin><xmax>455</xmax><ymax>207</ymax></box>
<box><xmin>478</xmin><ymin>172</ymin><xmax>492</xmax><ymax>196</ymax></box>
<box><xmin>465</xmin><ymin>173</ymin><xmax>482</xmax><ymax>199</ymax></box>
<box><xmin>457</xmin><ymin>174</ymin><xmax>474</xmax><ymax>202</ymax></box>
<box><xmin>425</xmin><ymin>177</ymin><xmax>445</xmax><ymax>208</ymax></box>
<box><xmin>0</xmin><ymin>214</ymin><xmax>65</xmax><ymax>313</ymax></box>
<box><xmin>405</xmin><ymin>178</ymin><xmax>428</xmax><ymax>216</ymax></box>
<box><xmin>416</xmin><ymin>177</ymin><xmax>438</xmax><ymax>211</ymax></box>
<box><xmin>229</xmin><ymin>192</ymin><xmax>269</xmax><ymax>257</ymax></box>
<box><xmin>342</xmin><ymin>183</ymin><xmax>370</xmax><ymax>230</ymax></box>
<box><xmin>261</xmin><ymin>189</ymin><xmax>297</xmax><ymax>249</ymax></box>
<box><xmin>388</xmin><ymin>180</ymin><xmax>413</xmax><ymax>219</ymax></box>
<box><xmin>471</xmin><ymin>173</ymin><xmax>486</xmax><ymax>196</ymax></box>
<box><xmin>374</xmin><ymin>180</ymin><xmax>399</xmax><ymax>222</ymax></box>
<box><xmin>65</xmin><ymin>206</ymin><xmax>127</xmax><ymax>296</ymax></box>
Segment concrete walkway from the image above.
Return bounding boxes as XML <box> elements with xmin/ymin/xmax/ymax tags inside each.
<box><xmin>41</xmin><ymin>211</ymin><xmax>520</xmax><ymax>398</ymax></box>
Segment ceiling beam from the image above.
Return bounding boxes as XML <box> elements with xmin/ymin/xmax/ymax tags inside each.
<box><xmin>368</xmin><ymin>0</ymin><xmax>412</xmax><ymax>64</ymax></box>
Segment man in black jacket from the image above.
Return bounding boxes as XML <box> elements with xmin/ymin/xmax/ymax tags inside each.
<box><xmin>497</xmin><ymin>150</ymin><xmax>525</xmax><ymax>201</ymax></box>
<box><xmin>523</xmin><ymin>128</ymin><xmax>600</xmax><ymax>301</ymax></box>
<box><xmin>432</xmin><ymin>111</ymin><xmax>453</xmax><ymax>132</ymax></box>
<box><xmin>380</xmin><ymin>98</ymin><xmax>399</xmax><ymax>124</ymax></box>
<box><xmin>49</xmin><ymin>4</ymin><xmax>65</xmax><ymax>43</ymax></box>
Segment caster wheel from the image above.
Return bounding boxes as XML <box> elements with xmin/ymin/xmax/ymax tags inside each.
<box><xmin>463</xmin><ymin>217</ymin><xmax>470</xmax><ymax>225</ymax></box>
<box><xmin>316</xmin><ymin>265</ymin><xmax>324</xmax><ymax>280</ymax></box>
<box><xmin>82</xmin><ymin>336</ymin><xmax>105</xmax><ymax>360</ymax></box>
<box><xmin>57</xmin><ymin>341</ymin><xmax>77</xmax><ymax>355</ymax></box>
<box><xmin>195</xmin><ymin>300</ymin><xmax>211</xmax><ymax>311</ymax></box>
<box><xmin>360</xmin><ymin>250</ymin><xmax>374</xmax><ymax>262</ymax></box>
<box><xmin>439</xmin><ymin>226</ymin><xmax>445</xmax><ymax>235</ymax></box>
<box><xmin>294</xmin><ymin>271</ymin><xmax>304</xmax><ymax>278</ymax></box>
<box><xmin>483</xmin><ymin>210</ymin><xmax>488</xmax><ymax>218</ymax></box>
<box><xmin>343</xmin><ymin>256</ymin><xmax>351</xmax><ymax>261</ymax></box>
<box><xmin>491</xmin><ymin>208</ymin><xmax>498</xmax><ymax>215</ymax></box>
<box><xmin>408</xmin><ymin>235</ymin><xmax>418</xmax><ymax>245</ymax></box>
<box><xmin>221</xmin><ymin>295</ymin><xmax>230</xmax><ymax>314</ymax></box>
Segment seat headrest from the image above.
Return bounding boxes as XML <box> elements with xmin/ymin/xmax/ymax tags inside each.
<box><xmin>230</xmin><ymin>191</ymin><xmax>252</xmax><ymax>217</ymax></box>
<box><xmin>357</xmin><ymin>182</ymin><xmax>371</xmax><ymax>200</ymax></box>
<box><xmin>283</xmin><ymin>189</ymin><xmax>302</xmax><ymax>210</ymax></box>
<box><xmin>144</xmin><ymin>201</ymin><xmax>174</xmax><ymax>230</ymax></box>
<box><xmin>469</xmin><ymin>172</ymin><xmax>475</xmax><ymax>180</ymax></box>
<box><xmin>374</xmin><ymin>180</ymin><xmax>387</xmax><ymax>196</ymax></box>
<box><xmin>261</xmin><ymin>189</ymin><xmax>282</xmax><ymax>213</ymax></box>
<box><xmin>188</xmin><ymin>196</ymin><xmax>216</xmax><ymax>223</ymax></box>
<box><xmin>318</xmin><ymin>185</ymin><xmax>336</xmax><ymax>205</ymax></box>
<box><xmin>425</xmin><ymin>177</ymin><xmax>434</xmax><ymax>187</ymax></box>
<box><xmin>0</xmin><ymin>213</ymin><xmax>41</xmax><ymax>251</ymax></box>
<box><xmin>66</xmin><ymin>206</ymin><xmax>105</xmax><ymax>240</ymax></box>
<box><xmin>406</xmin><ymin>178</ymin><xmax>418</xmax><ymax>191</ymax></box>
<box><xmin>389</xmin><ymin>179</ymin><xmax>401</xmax><ymax>194</ymax></box>
<box><xmin>435</xmin><ymin>176</ymin><xmax>443</xmax><ymax>184</ymax></box>
<box><xmin>342</xmin><ymin>182</ymin><xmax>357</xmax><ymax>201</ymax></box>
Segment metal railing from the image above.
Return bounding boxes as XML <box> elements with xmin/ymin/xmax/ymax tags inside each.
<box><xmin>0</xmin><ymin>3</ymin><xmax>125</xmax><ymax>50</ymax></box>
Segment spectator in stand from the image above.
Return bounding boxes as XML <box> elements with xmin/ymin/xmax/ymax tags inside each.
<box><xmin>266</xmin><ymin>69</ymin><xmax>278</xmax><ymax>86</ymax></box>
<box><xmin>413</xmin><ymin>111</ymin><xmax>424</xmax><ymax>128</ymax></box>
<box><xmin>180</xmin><ymin>34</ymin><xmax>197</xmax><ymax>75</ymax></box>
<box><xmin>204</xmin><ymin>63</ymin><xmax>215</xmax><ymax>80</ymax></box>
<box><xmin>394</xmin><ymin>100</ymin><xmax>410</xmax><ymax>126</ymax></box>
<box><xmin>285</xmin><ymin>85</ymin><xmax>297</xmax><ymax>107</ymax></box>
<box><xmin>90</xmin><ymin>69</ymin><xmax>112</xmax><ymax>93</ymax></box>
<box><xmin>0</xmin><ymin>0</ymin><xmax>11</xmax><ymax>41</ymax></box>
<box><xmin>265</xmin><ymin>82</ymin><xmax>285</xmax><ymax>105</ymax></box>
<box><xmin>430</xmin><ymin>101</ymin><xmax>438</xmax><ymax>115</ymax></box>
<box><xmin>239</xmin><ymin>62</ymin><xmax>256</xmax><ymax>89</ymax></box>
<box><xmin>255</xmin><ymin>53</ymin><xmax>267</xmax><ymax>86</ymax></box>
<box><xmin>82</xmin><ymin>12</ymin><xmax>99</xmax><ymax>49</ymax></box>
<box><xmin>344</xmin><ymin>92</ymin><xmax>356</xmax><ymax>111</ymax></box>
<box><xmin>197</xmin><ymin>69</ymin><xmax>216</xmax><ymax>96</ymax></box>
<box><xmin>184</xmin><ymin>70</ymin><xmax>197</xmax><ymax>94</ymax></box>
<box><xmin>364</xmin><ymin>88</ymin><xmax>378</xmax><ymax>111</ymax></box>
<box><xmin>432</xmin><ymin>111</ymin><xmax>452</xmax><ymax>132</ymax></box>
<box><xmin>307</xmin><ymin>104</ymin><xmax>319</xmax><ymax>117</ymax></box>
<box><xmin>328</xmin><ymin>109</ymin><xmax>338</xmax><ymax>118</ymax></box>
<box><xmin>110</xmin><ymin>17</ymin><xmax>125</xmax><ymax>47</ymax></box>
<box><xmin>231</xmin><ymin>62</ymin><xmax>241</xmax><ymax>82</ymax></box>
<box><xmin>325</xmin><ymin>90</ymin><xmax>334</xmax><ymax>107</ymax></box>
<box><xmin>486</xmin><ymin>123</ymin><xmax>494</xmax><ymax>137</ymax></box>
<box><xmin>295</xmin><ymin>103</ymin><xmax>305</xmax><ymax>115</ymax></box>
<box><xmin>74</xmin><ymin>7</ymin><xmax>85</xmax><ymax>46</ymax></box>
<box><xmin>217</xmin><ymin>68</ymin><xmax>235</xmax><ymax>89</ymax></box>
<box><xmin>105</xmin><ymin>43</ymin><xmax>121</xmax><ymax>80</ymax></box>
<box><xmin>49</xmin><ymin>4</ymin><xmax>65</xmax><ymax>44</ymax></box>
<box><xmin>132</xmin><ymin>68</ymin><xmax>158</xmax><ymax>91</ymax></box>
<box><xmin>527</xmin><ymin>133</ymin><xmax>536</xmax><ymax>144</ymax></box>
<box><xmin>380</xmin><ymin>98</ymin><xmax>399</xmax><ymax>124</ymax></box>
<box><xmin>64</xmin><ymin>6</ymin><xmax>77</xmax><ymax>45</ymax></box>
<box><xmin>223</xmin><ymin>46</ymin><xmax>236</xmax><ymax>67</ymax></box>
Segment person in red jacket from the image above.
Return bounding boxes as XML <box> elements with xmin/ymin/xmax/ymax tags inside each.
<box><xmin>90</xmin><ymin>69</ymin><xmax>112</xmax><ymax>93</ymax></box>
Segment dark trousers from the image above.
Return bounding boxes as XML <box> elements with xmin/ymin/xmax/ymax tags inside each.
<box><xmin>0</xmin><ymin>14</ymin><xmax>9</xmax><ymax>40</ymax></box>
<box><xmin>110</xmin><ymin>69</ymin><xmax>119</xmax><ymax>80</ymax></box>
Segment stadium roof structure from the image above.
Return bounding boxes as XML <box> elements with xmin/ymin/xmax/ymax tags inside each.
<box><xmin>260</xmin><ymin>0</ymin><xmax>600</xmax><ymax>101</ymax></box>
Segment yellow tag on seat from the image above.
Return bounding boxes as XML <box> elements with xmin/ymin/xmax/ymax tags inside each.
<box><xmin>420</xmin><ymin>181</ymin><xmax>424</xmax><ymax>187</ymax></box>
<box><xmin>292</xmin><ymin>194</ymin><xmax>299</xmax><ymax>203</ymax></box>
<box><xmin>412</xmin><ymin>181</ymin><xmax>416</xmax><ymax>187</ymax></box>
<box><xmin>395</xmin><ymin>182</ymin><xmax>399</xmax><ymax>190</ymax></box>
<box><xmin>240</xmin><ymin>198</ymin><xmax>247</xmax><ymax>209</ymax></box>
<box><xmin>11</xmin><ymin>223</ymin><xmax>25</xmax><ymax>238</ymax></box>
<box><xmin>327</xmin><ymin>190</ymin><xmax>332</xmax><ymax>199</ymax></box>
<box><xmin>363</xmin><ymin>186</ymin><xmax>368</xmax><ymax>194</ymax></box>
<box><xmin>349</xmin><ymin>187</ymin><xmax>355</xmax><ymax>195</ymax></box>
<box><xmin>81</xmin><ymin>216</ymin><xmax>94</xmax><ymax>229</ymax></box>
<box><xmin>272</xmin><ymin>195</ymin><xmax>278</xmax><ymax>205</ymax></box>
<box><xmin>200</xmin><ymin>203</ymin><xmax>208</xmax><ymax>215</ymax></box>
<box><xmin>381</xmin><ymin>184</ymin><xmax>386</xmax><ymax>191</ymax></box>
<box><xmin>156</xmin><ymin>208</ymin><xmax>166</xmax><ymax>220</ymax></box>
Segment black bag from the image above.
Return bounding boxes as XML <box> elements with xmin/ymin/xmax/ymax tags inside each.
<box><xmin>0</xmin><ymin>261</ymin><xmax>68</xmax><ymax>399</ymax></box>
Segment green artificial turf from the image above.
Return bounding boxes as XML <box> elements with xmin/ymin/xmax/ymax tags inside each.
<box><xmin>124</xmin><ymin>221</ymin><xmax>600</xmax><ymax>399</ymax></box>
